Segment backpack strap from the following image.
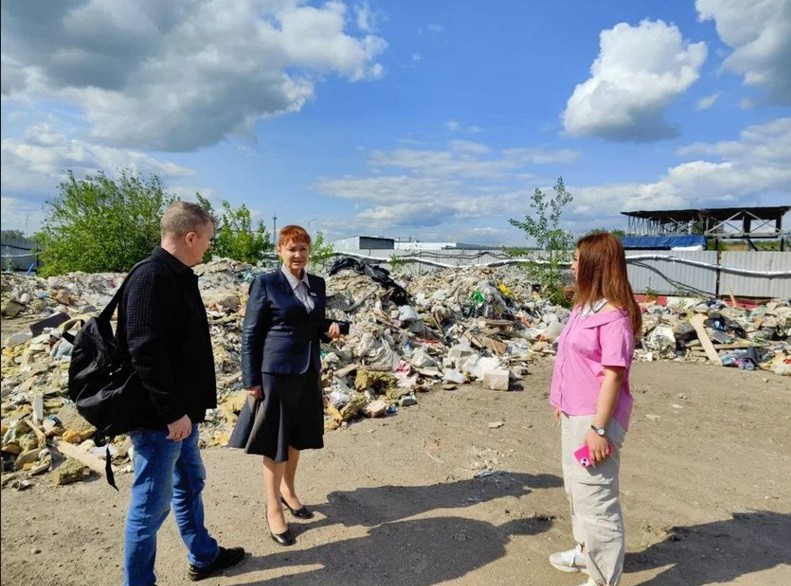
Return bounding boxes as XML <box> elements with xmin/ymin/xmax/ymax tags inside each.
<box><xmin>61</xmin><ymin>260</ymin><xmax>152</xmax><ymax>344</ymax></box>
<box><xmin>98</xmin><ymin>260</ymin><xmax>152</xmax><ymax>322</ymax></box>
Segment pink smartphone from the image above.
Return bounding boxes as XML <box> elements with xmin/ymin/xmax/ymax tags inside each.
<box><xmin>574</xmin><ymin>443</ymin><xmax>613</xmax><ymax>468</ymax></box>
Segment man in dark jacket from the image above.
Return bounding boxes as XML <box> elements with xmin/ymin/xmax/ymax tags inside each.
<box><xmin>119</xmin><ymin>202</ymin><xmax>245</xmax><ymax>585</ymax></box>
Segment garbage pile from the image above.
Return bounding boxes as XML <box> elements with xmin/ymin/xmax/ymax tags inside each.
<box><xmin>2</xmin><ymin>258</ymin><xmax>789</xmax><ymax>488</ymax></box>
<box><xmin>638</xmin><ymin>297</ymin><xmax>791</xmax><ymax>375</ymax></box>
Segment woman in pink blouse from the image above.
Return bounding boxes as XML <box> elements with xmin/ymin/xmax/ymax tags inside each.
<box><xmin>548</xmin><ymin>232</ymin><xmax>642</xmax><ymax>586</ymax></box>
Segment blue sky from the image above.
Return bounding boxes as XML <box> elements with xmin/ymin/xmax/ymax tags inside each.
<box><xmin>2</xmin><ymin>0</ymin><xmax>789</xmax><ymax>245</ymax></box>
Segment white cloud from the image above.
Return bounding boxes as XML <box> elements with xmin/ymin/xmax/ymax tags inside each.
<box><xmin>317</xmin><ymin>118</ymin><xmax>790</xmax><ymax>238</ymax></box>
<box><xmin>696</xmin><ymin>0</ymin><xmax>791</xmax><ymax>104</ymax></box>
<box><xmin>0</xmin><ymin>195</ymin><xmax>47</xmax><ymax>234</ymax></box>
<box><xmin>1</xmin><ymin>123</ymin><xmax>192</xmax><ymax>195</ymax></box>
<box><xmin>426</xmin><ymin>24</ymin><xmax>444</xmax><ymax>33</ymax></box>
<box><xmin>412</xmin><ymin>53</ymin><xmax>422</xmax><ymax>62</ymax></box>
<box><xmin>358</xmin><ymin>202</ymin><xmax>460</xmax><ymax>227</ymax></box>
<box><xmin>364</xmin><ymin>142</ymin><xmax>578</xmax><ymax>180</ymax></box>
<box><xmin>677</xmin><ymin>117</ymin><xmax>791</xmax><ymax>165</ymax></box>
<box><xmin>696</xmin><ymin>92</ymin><xmax>721</xmax><ymax>110</ymax></box>
<box><xmin>581</xmin><ymin>117</ymin><xmax>791</xmax><ymax>213</ymax></box>
<box><xmin>445</xmin><ymin>120</ymin><xmax>484</xmax><ymax>134</ymax></box>
<box><xmin>0</xmin><ymin>120</ymin><xmax>216</xmax><ymax>233</ymax></box>
<box><xmin>502</xmin><ymin>147</ymin><xmax>580</xmax><ymax>165</ymax></box>
<box><xmin>168</xmin><ymin>185</ymin><xmax>220</xmax><ymax>204</ymax></box>
<box><xmin>354</xmin><ymin>2</ymin><xmax>376</xmax><ymax>33</ymax></box>
<box><xmin>315</xmin><ymin>139</ymin><xmax>579</xmax><ymax>234</ymax></box>
<box><xmin>563</xmin><ymin>19</ymin><xmax>707</xmax><ymax>141</ymax></box>
<box><xmin>0</xmin><ymin>0</ymin><xmax>387</xmax><ymax>151</ymax></box>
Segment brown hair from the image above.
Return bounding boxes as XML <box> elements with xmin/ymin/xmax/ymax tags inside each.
<box><xmin>573</xmin><ymin>232</ymin><xmax>642</xmax><ymax>336</ymax></box>
<box><xmin>278</xmin><ymin>225</ymin><xmax>311</xmax><ymax>247</ymax></box>
<box><xmin>160</xmin><ymin>202</ymin><xmax>216</xmax><ymax>238</ymax></box>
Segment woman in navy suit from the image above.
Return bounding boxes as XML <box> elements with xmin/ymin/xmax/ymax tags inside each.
<box><xmin>232</xmin><ymin>225</ymin><xmax>342</xmax><ymax>546</ymax></box>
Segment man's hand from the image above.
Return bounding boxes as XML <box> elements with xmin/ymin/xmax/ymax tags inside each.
<box><xmin>246</xmin><ymin>385</ymin><xmax>262</xmax><ymax>400</ymax></box>
<box><xmin>166</xmin><ymin>415</ymin><xmax>192</xmax><ymax>441</ymax></box>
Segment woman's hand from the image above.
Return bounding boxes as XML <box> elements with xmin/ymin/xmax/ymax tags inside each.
<box><xmin>326</xmin><ymin>322</ymin><xmax>342</xmax><ymax>340</ymax></box>
<box><xmin>246</xmin><ymin>385</ymin><xmax>262</xmax><ymax>400</ymax></box>
<box><xmin>585</xmin><ymin>429</ymin><xmax>611</xmax><ymax>465</ymax></box>
<box><xmin>553</xmin><ymin>407</ymin><xmax>562</xmax><ymax>424</ymax></box>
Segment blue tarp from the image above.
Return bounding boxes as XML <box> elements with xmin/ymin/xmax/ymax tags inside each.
<box><xmin>619</xmin><ymin>235</ymin><xmax>707</xmax><ymax>250</ymax></box>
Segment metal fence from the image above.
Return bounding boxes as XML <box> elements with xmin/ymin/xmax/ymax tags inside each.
<box><xmin>0</xmin><ymin>237</ymin><xmax>39</xmax><ymax>272</ymax></box>
<box><xmin>334</xmin><ymin>248</ymin><xmax>791</xmax><ymax>299</ymax></box>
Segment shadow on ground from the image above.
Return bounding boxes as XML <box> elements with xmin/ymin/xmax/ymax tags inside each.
<box><xmin>315</xmin><ymin>470</ymin><xmax>563</xmax><ymax>528</ymax></box>
<box><xmin>226</xmin><ymin>471</ymin><xmax>562</xmax><ymax>584</ymax></box>
<box><xmin>232</xmin><ymin>515</ymin><xmax>552</xmax><ymax>585</ymax></box>
<box><xmin>625</xmin><ymin>511</ymin><xmax>791</xmax><ymax>585</ymax></box>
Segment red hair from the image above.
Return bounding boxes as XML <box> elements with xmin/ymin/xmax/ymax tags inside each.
<box><xmin>278</xmin><ymin>225</ymin><xmax>311</xmax><ymax>247</ymax></box>
<box><xmin>573</xmin><ymin>232</ymin><xmax>642</xmax><ymax>336</ymax></box>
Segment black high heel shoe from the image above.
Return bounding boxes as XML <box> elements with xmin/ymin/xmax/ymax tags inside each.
<box><xmin>280</xmin><ymin>496</ymin><xmax>315</xmax><ymax>519</ymax></box>
<box><xmin>266</xmin><ymin>510</ymin><xmax>295</xmax><ymax>546</ymax></box>
<box><xmin>269</xmin><ymin>527</ymin><xmax>295</xmax><ymax>547</ymax></box>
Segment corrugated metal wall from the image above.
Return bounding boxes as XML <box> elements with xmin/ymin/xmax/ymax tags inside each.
<box><xmin>624</xmin><ymin>251</ymin><xmax>719</xmax><ymax>296</ymax></box>
<box><xmin>720</xmin><ymin>251</ymin><xmax>791</xmax><ymax>298</ymax></box>
<box><xmin>334</xmin><ymin>248</ymin><xmax>791</xmax><ymax>298</ymax></box>
<box><xmin>1</xmin><ymin>237</ymin><xmax>38</xmax><ymax>271</ymax></box>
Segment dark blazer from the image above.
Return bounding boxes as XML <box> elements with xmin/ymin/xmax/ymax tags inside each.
<box><xmin>117</xmin><ymin>247</ymin><xmax>217</xmax><ymax>429</ymax></box>
<box><xmin>241</xmin><ymin>269</ymin><xmax>332</xmax><ymax>387</ymax></box>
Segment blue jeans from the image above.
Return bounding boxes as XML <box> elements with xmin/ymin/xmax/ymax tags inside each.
<box><xmin>124</xmin><ymin>425</ymin><xmax>219</xmax><ymax>586</ymax></box>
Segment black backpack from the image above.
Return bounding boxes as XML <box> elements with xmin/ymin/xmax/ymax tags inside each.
<box><xmin>64</xmin><ymin>261</ymin><xmax>148</xmax><ymax>487</ymax></box>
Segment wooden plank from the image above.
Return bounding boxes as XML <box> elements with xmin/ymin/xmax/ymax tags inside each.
<box><xmin>727</xmin><ymin>287</ymin><xmax>738</xmax><ymax>309</ymax></box>
<box><xmin>690</xmin><ymin>314</ymin><xmax>722</xmax><ymax>366</ymax></box>
<box><xmin>51</xmin><ymin>438</ymin><xmax>114</xmax><ymax>475</ymax></box>
<box><xmin>334</xmin><ymin>363</ymin><xmax>359</xmax><ymax>378</ymax></box>
<box><xmin>26</xmin><ymin>419</ymin><xmax>47</xmax><ymax>448</ymax></box>
<box><xmin>713</xmin><ymin>341</ymin><xmax>765</xmax><ymax>349</ymax></box>
<box><xmin>686</xmin><ymin>339</ymin><xmax>765</xmax><ymax>350</ymax></box>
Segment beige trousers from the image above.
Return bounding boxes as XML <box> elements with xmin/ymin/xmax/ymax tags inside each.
<box><xmin>561</xmin><ymin>414</ymin><xmax>627</xmax><ymax>586</ymax></box>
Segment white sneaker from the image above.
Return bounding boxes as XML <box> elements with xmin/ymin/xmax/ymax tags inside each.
<box><xmin>577</xmin><ymin>579</ymin><xmax>600</xmax><ymax>586</ymax></box>
<box><xmin>549</xmin><ymin>544</ymin><xmax>587</xmax><ymax>573</ymax></box>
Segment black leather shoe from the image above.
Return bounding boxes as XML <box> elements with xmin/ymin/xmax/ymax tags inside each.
<box><xmin>270</xmin><ymin>528</ymin><xmax>296</xmax><ymax>546</ymax></box>
<box><xmin>281</xmin><ymin>496</ymin><xmax>315</xmax><ymax>519</ymax></box>
<box><xmin>188</xmin><ymin>546</ymin><xmax>245</xmax><ymax>581</ymax></box>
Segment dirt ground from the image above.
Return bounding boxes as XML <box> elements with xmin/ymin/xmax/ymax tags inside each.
<box><xmin>2</xmin><ymin>359</ymin><xmax>790</xmax><ymax>586</ymax></box>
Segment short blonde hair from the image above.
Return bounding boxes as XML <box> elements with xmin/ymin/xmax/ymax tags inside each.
<box><xmin>161</xmin><ymin>202</ymin><xmax>216</xmax><ymax>238</ymax></box>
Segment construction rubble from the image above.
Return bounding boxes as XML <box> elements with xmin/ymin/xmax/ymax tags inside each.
<box><xmin>2</xmin><ymin>258</ymin><xmax>789</xmax><ymax>487</ymax></box>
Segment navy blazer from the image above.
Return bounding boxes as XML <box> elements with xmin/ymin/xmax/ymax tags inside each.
<box><xmin>241</xmin><ymin>269</ymin><xmax>330</xmax><ymax>387</ymax></box>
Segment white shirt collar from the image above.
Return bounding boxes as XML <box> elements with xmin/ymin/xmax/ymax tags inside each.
<box><xmin>280</xmin><ymin>264</ymin><xmax>309</xmax><ymax>290</ymax></box>
<box><xmin>580</xmin><ymin>298</ymin><xmax>608</xmax><ymax>318</ymax></box>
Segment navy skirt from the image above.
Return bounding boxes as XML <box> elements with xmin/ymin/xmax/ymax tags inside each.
<box><xmin>229</xmin><ymin>370</ymin><xmax>324</xmax><ymax>462</ymax></box>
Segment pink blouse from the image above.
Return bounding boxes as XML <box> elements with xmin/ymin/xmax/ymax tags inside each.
<box><xmin>549</xmin><ymin>306</ymin><xmax>636</xmax><ymax>430</ymax></box>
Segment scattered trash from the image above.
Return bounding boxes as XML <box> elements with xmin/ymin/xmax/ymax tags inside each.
<box><xmin>2</xmin><ymin>259</ymin><xmax>788</xmax><ymax>490</ymax></box>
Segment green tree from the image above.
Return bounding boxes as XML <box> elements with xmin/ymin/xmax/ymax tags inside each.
<box><xmin>39</xmin><ymin>170</ymin><xmax>175</xmax><ymax>276</ymax></box>
<box><xmin>197</xmin><ymin>196</ymin><xmax>272</xmax><ymax>264</ymax></box>
<box><xmin>1</xmin><ymin>230</ymin><xmax>26</xmax><ymax>240</ymax></box>
<box><xmin>508</xmin><ymin>176</ymin><xmax>574</xmax><ymax>306</ymax></box>
<box><xmin>585</xmin><ymin>228</ymin><xmax>626</xmax><ymax>237</ymax></box>
<box><xmin>309</xmin><ymin>231</ymin><xmax>335</xmax><ymax>271</ymax></box>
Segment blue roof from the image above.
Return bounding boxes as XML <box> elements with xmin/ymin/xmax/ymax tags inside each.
<box><xmin>619</xmin><ymin>235</ymin><xmax>707</xmax><ymax>249</ymax></box>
